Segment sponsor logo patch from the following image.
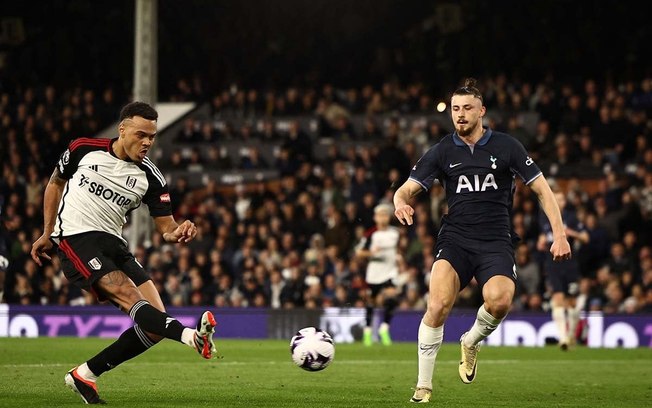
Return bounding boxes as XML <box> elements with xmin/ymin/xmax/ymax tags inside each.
<box><xmin>88</xmin><ymin>257</ymin><xmax>102</xmax><ymax>271</ymax></box>
<box><xmin>160</xmin><ymin>193</ymin><xmax>171</xmax><ymax>203</ymax></box>
<box><xmin>79</xmin><ymin>174</ymin><xmax>90</xmax><ymax>187</ymax></box>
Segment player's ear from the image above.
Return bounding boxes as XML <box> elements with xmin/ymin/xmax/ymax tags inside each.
<box><xmin>118</xmin><ymin>121</ymin><xmax>126</xmax><ymax>138</ymax></box>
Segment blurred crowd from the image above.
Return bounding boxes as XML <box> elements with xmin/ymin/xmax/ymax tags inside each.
<box><xmin>1</xmin><ymin>74</ymin><xmax>652</xmax><ymax>316</ymax></box>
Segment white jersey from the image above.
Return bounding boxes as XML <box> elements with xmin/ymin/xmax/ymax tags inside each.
<box><xmin>51</xmin><ymin>138</ymin><xmax>171</xmax><ymax>244</ymax></box>
<box><xmin>357</xmin><ymin>226</ymin><xmax>400</xmax><ymax>284</ymax></box>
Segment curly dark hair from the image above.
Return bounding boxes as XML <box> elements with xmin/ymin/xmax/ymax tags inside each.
<box><xmin>119</xmin><ymin>101</ymin><xmax>158</xmax><ymax>122</ymax></box>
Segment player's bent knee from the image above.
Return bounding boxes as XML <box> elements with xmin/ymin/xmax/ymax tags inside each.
<box><xmin>486</xmin><ymin>297</ymin><xmax>512</xmax><ymax>317</ymax></box>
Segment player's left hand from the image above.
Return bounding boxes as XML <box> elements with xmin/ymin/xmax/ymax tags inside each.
<box><xmin>166</xmin><ymin>220</ymin><xmax>197</xmax><ymax>243</ymax></box>
<box><xmin>30</xmin><ymin>234</ymin><xmax>53</xmax><ymax>266</ymax></box>
<box><xmin>550</xmin><ymin>237</ymin><xmax>571</xmax><ymax>262</ymax></box>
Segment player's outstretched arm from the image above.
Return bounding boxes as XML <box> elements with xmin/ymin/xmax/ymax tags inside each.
<box><xmin>31</xmin><ymin>168</ymin><xmax>67</xmax><ymax>266</ymax></box>
<box><xmin>392</xmin><ymin>179</ymin><xmax>423</xmax><ymax>226</ymax></box>
<box><xmin>528</xmin><ymin>176</ymin><xmax>572</xmax><ymax>261</ymax></box>
<box><xmin>154</xmin><ymin>216</ymin><xmax>197</xmax><ymax>243</ymax></box>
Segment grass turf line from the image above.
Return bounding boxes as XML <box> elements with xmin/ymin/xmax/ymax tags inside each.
<box><xmin>0</xmin><ymin>338</ymin><xmax>650</xmax><ymax>407</ymax></box>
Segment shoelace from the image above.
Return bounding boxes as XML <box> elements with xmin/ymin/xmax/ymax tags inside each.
<box><xmin>464</xmin><ymin>345</ymin><xmax>478</xmax><ymax>370</ymax></box>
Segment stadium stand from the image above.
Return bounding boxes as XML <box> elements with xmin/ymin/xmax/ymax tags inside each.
<box><xmin>2</xmin><ymin>73</ymin><xmax>652</xmax><ymax>316</ymax></box>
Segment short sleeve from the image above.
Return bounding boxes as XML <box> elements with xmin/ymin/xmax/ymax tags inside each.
<box><xmin>408</xmin><ymin>144</ymin><xmax>443</xmax><ymax>191</ymax></box>
<box><xmin>141</xmin><ymin>161</ymin><xmax>173</xmax><ymax>217</ymax></box>
<box><xmin>57</xmin><ymin>145</ymin><xmax>81</xmax><ymax>180</ymax></box>
<box><xmin>509</xmin><ymin>138</ymin><xmax>542</xmax><ymax>185</ymax></box>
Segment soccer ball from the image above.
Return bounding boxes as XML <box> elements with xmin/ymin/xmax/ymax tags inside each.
<box><xmin>290</xmin><ymin>327</ymin><xmax>335</xmax><ymax>371</ymax></box>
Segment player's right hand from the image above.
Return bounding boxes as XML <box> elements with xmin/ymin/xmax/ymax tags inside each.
<box><xmin>550</xmin><ymin>237</ymin><xmax>571</xmax><ymax>262</ymax></box>
<box><xmin>31</xmin><ymin>234</ymin><xmax>53</xmax><ymax>266</ymax></box>
<box><xmin>394</xmin><ymin>204</ymin><xmax>415</xmax><ymax>225</ymax></box>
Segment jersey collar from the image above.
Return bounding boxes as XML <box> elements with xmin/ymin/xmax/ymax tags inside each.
<box><xmin>453</xmin><ymin>126</ymin><xmax>492</xmax><ymax>146</ymax></box>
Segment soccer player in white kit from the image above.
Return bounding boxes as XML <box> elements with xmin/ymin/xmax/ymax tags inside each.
<box><xmin>355</xmin><ymin>203</ymin><xmax>400</xmax><ymax>346</ymax></box>
<box><xmin>31</xmin><ymin>102</ymin><xmax>217</xmax><ymax>404</ymax></box>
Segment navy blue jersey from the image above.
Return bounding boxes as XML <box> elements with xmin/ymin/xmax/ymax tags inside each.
<box><xmin>409</xmin><ymin>127</ymin><xmax>542</xmax><ymax>243</ymax></box>
<box><xmin>539</xmin><ymin>206</ymin><xmax>583</xmax><ymax>279</ymax></box>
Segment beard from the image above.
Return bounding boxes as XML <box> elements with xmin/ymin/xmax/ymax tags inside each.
<box><xmin>456</xmin><ymin>120</ymin><xmax>478</xmax><ymax>137</ymax></box>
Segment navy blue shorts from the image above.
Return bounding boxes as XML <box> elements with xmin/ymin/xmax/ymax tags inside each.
<box><xmin>545</xmin><ymin>260</ymin><xmax>579</xmax><ymax>296</ymax></box>
<box><xmin>435</xmin><ymin>233</ymin><xmax>516</xmax><ymax>290</ymax></box>
<box><xmin>56</xmin><ymin>231</ymin><xmax>150</xmax><ymax>301</ymax></box>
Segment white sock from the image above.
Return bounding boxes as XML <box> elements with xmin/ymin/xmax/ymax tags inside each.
<box><xmin>181</xmin><ymin>328</ymin><xmax>195</xmax><ymax>348</ymax></box>
<box><xmin>552</xmin><ymin>306</ymin><xmax>568</xmax><ymax>343</ymax></box>
<box><xmin>416</xmin><ymin>320</ymin><xmax>443</xmax><ymax>390</ymax></box>
<box><xmin>379</xmin><ymin>322</ymin><xmax>390</xmax><ymax>332</ymax></box>
<box><xmin>76</xmin><ymin>362</ymin><xmax>98</xmax><ymax>382</ymax></box>
<box><xmin>464</xmin><ymin>305</ymin><xmax>502</xmax><ymax>347</ymax></box>
<box><xmin>567</xmin><ymin>307</ymin><xmax>579</xmax><ymax>342</ymax></box>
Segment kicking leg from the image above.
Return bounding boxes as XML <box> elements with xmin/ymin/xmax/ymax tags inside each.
<box><xmin>460</xmin><ymin>275</ymin><xmax>515</xmax><ymax>383</ymax></box>
<box><xmin>81</xmin><ymin>281</ymin><xmax>166</xmax><ymax>380</ymax></box>
<box><xmin>66</xmin><ymin>276</ymin><xmax>216</xmax><ymax>404</ymax></box>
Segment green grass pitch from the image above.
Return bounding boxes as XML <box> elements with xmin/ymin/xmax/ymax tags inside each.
<box><xmin>0</xmin><ymin>337</ymin><xmax>650</xmax><ymax>407</ymax></box>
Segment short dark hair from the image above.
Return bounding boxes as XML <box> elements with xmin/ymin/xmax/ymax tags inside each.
<box><xmin>453</xmin><ymin>77</ymin><xmax>483</xmax><ymax>103</ymax></box>
<box><xmin>119</xmin><ymin>101</ymin><xmax>158</xmax><ymax>122</ymax></box>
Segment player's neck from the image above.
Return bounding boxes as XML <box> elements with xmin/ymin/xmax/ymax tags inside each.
<box><xmin>111</xmin><ymin>138</ymin><xmax>129</xmax><ymax>161</ymax></box>
<box><xmin>458</xmin><ymin>127</ymin><xmax>486</xmax><ymax>146</ymax></box>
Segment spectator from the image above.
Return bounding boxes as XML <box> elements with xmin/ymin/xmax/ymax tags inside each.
<box><xmin>239</xmin><ymin>146</ymin><xmax>269</xmax><ymax>170</ymax></box>
<box><xmin>176</xmin><ymin>117</ymin><xmax>200</xmax><ymax>143</ymax></box>
<box><xmin>281</xmin><ymin>120</ymin><xmax>312</xmax><ymax>163</ymax></box>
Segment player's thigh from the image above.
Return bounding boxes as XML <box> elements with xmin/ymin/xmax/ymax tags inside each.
<box><xmin>57</xmin><ymin>232</ymin><xmax>125</xmax><ymax>303</ymax></box>
<box><xmin>475</xmin><ymin>248</ymin><xmax>517</xmax><ymax>299</ymax></box>
<box><xmin>429</xmin><ymin>259</ymin><xmax>461</xmax><ymax>305</ymax></box>
<box><xmin>95</xmin><ymin>270</ymin><xmax>143</xmax><ymax>312</ymax></box>
<box><xmin>435</xmin><ymin>237</ymin><xmax>473</xmax><ymax>290</ymax></box>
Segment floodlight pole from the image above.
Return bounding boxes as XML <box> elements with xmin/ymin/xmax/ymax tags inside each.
<box><xmin>130</xmin><ymin>0</ymin><xmax>158</xmax><ymax>252</ymax></box>
<box><xmin>134</xmin><ymin>0</ymin><xmax>158</xmax><ymax>105</ymax></box>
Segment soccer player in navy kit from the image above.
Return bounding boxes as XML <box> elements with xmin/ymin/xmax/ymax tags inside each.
<box><xmin>31</xmin><ymin>102</ymin><xmax>217</xmax><ymax>404</ymax></box>
<box><xmin>537</xmin><ymin>190</ymin><xmax>589</xmax><ymax>350</ymax></box>
<box><xmin>393</xmin><ymin>79</ymin><xmax>571</xmax><ymax>403</ymax></box>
